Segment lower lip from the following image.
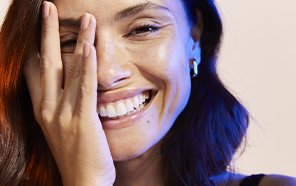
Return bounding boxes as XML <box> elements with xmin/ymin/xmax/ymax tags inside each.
<box><xmin>100</xmin><ymin>92</ymin><xmax>155</xmax><ymax>130</ymax></box>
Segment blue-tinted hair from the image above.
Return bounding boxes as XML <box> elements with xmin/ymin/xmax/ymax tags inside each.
<box><xmin>0</xmin><ymin>0</ymin><xmax>248</xmax><ymax>185</ymax></box>
<box><xmin>161</xmin><ymin>0</ymin><xmax>248</xmax><ymax>185</ymax></box>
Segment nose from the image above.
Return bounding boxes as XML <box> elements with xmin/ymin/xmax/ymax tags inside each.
<box><xmin>95</xmin><ymin>35</ymin><xmax>131</xmax><ymax>90</ymax></box>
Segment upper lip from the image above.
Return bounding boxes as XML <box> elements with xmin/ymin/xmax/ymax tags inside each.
<box><xmin>97</xmin><ymin>87</ymin><xmax>153</xmax><ymax>104</ymax></box>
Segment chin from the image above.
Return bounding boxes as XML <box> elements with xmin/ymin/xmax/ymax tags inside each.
<box><xmin>108</xmin><ymin>136</ymin><xmax>156</xmax><ymax>162</ymax></box>
<box><xmin>105</xmin><ymin>120</ymin><xmax>165</xmax><ymax>162</ymax></box>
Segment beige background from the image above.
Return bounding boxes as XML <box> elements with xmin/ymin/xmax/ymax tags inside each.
<box><xmin>1</xmin><ymin>0</ymin><xmax>295</xmax><ymax>177</ymax></box>
<box><xmin>216</xmin><ymin>0</ymin><xmax>296</xmax><ymax>177</ymax></box>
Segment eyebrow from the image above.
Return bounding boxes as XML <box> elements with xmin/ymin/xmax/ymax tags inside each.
<box><xmin>59</xmin><ymin>2</ymin><xmax>170</xmax><ymax>28</ymax></box>
<box><xmin>59</xmin><ymin>17</ymin><xmax>81</xmax><ymax>28</ymax></box>
<box><xmin>114</xmin><ymin>2</ymin><xmax>170</xmax><ymax>21</ymax></box>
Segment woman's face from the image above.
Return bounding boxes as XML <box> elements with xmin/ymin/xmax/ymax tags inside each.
<box><xmin>53</xmin><ymin>0</ymin><xmax>199</xmax><ymax>161</ymax></box>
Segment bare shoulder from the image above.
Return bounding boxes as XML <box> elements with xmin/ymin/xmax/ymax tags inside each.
<box><xmin>259</xmin><ymin>174</ymin><xmax>296</xmax><ymax>186</ymax></box>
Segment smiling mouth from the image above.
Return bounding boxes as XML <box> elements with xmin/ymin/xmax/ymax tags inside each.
<box><xmin>97</xmin><ymin>90</ymin><xmax>152</xmax><ymax>120</ymax></box>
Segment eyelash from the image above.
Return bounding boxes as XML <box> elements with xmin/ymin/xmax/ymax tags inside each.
<box><xmin>60</xmin><ymin>39</ymin><xmax>77</xmax><ymax>49</ymax></box>
<box><xmin>125</xmin><ymin>24</ymin><xmax>160</xmax><ymax>37</ymax></box>
<box><xmin>60</xmin><ymin>24</ymin><xmax>160</xmax><ymax>50</ymax></box>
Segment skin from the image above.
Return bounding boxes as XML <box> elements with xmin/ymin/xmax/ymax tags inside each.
<box><xmin>55</xmin><ymin>0</ymin><xmax>198</xmax><ymax>163</ymax></box>
<box><xmin>24</xmin><ymin>0</ymin><xmax>202</xmax><ymax>185</ymax></box>
<box><xmin>23</xmin><ymin>0</ymin><xmax>296</xmax><ymax>186</ymax></box>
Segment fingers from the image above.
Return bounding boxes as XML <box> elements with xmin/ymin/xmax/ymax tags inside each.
<box><xmin>40</xmin><ymin>1</ymin><xmax>63</xmax><ymax>113</ymax></box>
<box><xmin>23</xmin><ymin>1</ymin><xmax>63</xmax><ymax>124</ymax></box>
<box><xmin>62</xmin><ymin>14</ymin><xmax>97</xmax><ymax>114</ymax></box>
<box><xmin>25</xmin><ymin>1</ymin><xmax>98</xmax><ymax>128</ymax></box>
<box><xmin>74</xmin><ymin>42</ymin><xmax>98</xmax><ymax>117</ymax></box>
<box><xmin>75</xmin><ymin>13</ymin><xmax>97</xmax><ymax>58</ymax></box>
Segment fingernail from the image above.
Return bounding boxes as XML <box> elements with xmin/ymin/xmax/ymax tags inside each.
<box><xmin>81</xmin><ymin>13</ymin><xmax>90</xmax><ymax>30</ymax></box>
<box><xmin>83</xmin><ymin>42</ymin><xmax>91</xmax><ymax>58</ymax></box>
<box><xmin>42</xmin><ymin>1</ymin><xmax>49</xmax><ymax>19</ymax></box>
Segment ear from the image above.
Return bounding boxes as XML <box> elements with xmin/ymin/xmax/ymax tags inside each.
<box><xmin>189</xmin><ymin>9</ymin><xmax>203</xmax><ymax>70</ymax></box>
<box><xmin>191</xmin><ymin>9</ymin><xmax>203</xmax><ymax>42</ymax></box>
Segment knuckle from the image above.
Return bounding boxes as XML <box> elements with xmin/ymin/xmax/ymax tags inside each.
<box><xmin>56</xmin><ymin>114</ymin><xmax>66</xmax><ymax>126</ymax></box>
<box><xmin>56</xmin><ymin>106</ymin><xmax>72</xmax><ymax>125</ymax></box>
<box><xmin>67</xmin><ymin>62</ymin><xmax>81</xmax><ymax>78</ymax></box>
<box><xmin>40</xmin><ymin>100</ymin><xmax>56</xmax><ymax>124</ymax></box>
<box><xmin>39</xmin><ymin>56</ymin><xmax>52</xmax><ymax>74</ymax></box>
<box><xmin>78</xmin><ymin>83</ymin><xmax>92</xmax><ymax>97</ymax></box>
<box><xmin>56</xmin><ymin>115</ymin><xmax>68</xmax><ymax>133</ymax></box>
<box><xmin>40</xmin><ymin>109</ymin><xmax>53</xmax><ymax>125</ymax></box>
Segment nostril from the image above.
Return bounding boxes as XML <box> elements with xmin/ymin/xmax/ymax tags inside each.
<box><xmin>97</xmin><ymin>67</ymin><xmax>131</xmax><ymax>89</ymax></box>
<box><xmin>113</xmin><ymin>77</ymin><xmax>128</xmax><ymax>84</ymax></box>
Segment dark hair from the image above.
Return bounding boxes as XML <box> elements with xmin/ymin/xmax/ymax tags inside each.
<box><xmin>161</xmin><ymin>0</ymin><xmax>248</xmax><ymax>185</ymax></box>
<box><xmin>0</xmin><ymin>0</ymin><xmax>248</xmax><ymax>186</ymax></box>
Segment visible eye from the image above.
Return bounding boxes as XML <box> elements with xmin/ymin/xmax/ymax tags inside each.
<box><xmin>126</xmin><ymin>24</ymin><xmax>160</xmax><ymax>37</ymax></box>
<box><xmin>60</xmin><ymin>39</ymin><xmax>77</xmax><ymax>53</ymax></box>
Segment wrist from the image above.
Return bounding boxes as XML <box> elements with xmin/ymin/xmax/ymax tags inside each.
<box><xmin>62</xmin><ymin>171</ymin><xmax>115</xmax><ymax>186</ymax></box>
<box><xmin>64</xmin><ymin>178</ymin><xmax>114</xmax><ymax>186</ymax></box>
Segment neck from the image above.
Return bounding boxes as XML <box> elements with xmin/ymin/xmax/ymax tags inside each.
<box><xmin>113</xmin><ymin>143</ymin><xmax>164</xmax><ymax>186</ymax></box>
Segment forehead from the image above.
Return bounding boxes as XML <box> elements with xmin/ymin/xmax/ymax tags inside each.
<box><xmin>52</xmin><ymin>0</ymin><xmax>186</xmax><ymax>21</ymax></box>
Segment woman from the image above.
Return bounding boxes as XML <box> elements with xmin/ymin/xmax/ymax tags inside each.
<box><xmin>0</xmin><ymin>0</ymin><xmax>295</xmax><ymax>185</ymax></box>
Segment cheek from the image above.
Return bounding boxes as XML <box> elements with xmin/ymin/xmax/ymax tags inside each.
<box><xmin>126</xmin><ymin>35</ymin><xmax>189</xmax><ymax>81</ymax></box>
<box><xmin>126</xmin><ymin>32</ymin><xmax>191</xmax><ymax>123</ymax></box>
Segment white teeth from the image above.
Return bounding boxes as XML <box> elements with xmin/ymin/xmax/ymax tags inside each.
<box><xmin>133</xmin><ymin>96</ymin><xmax>140</xmax><ymax>109</ymax></box>
<box><xmin>106</xmin><ymin>105</ymin><xmax>117</xmax><ymax>118</ymax></box>
<box><xmin>98</xmin><ymin>91</ymin><xmax>150</xmax><ymax>118</ymax></box>
<box><xmin>116</xmin><ymin>102</ymin><xmax>127</xmax><ymax>116</ymax></box>
<box><xmin>126</xmin><ymin>99</ymin><xmax>134</xmax><ymax>112</ymax></box>
<box><xmin>99</xmin><ymin>106</ymin><xmax>107</xmax><ymax>117</ymax></box>
<box><xmin>145</xmin><ymin>92</ymin><xmax>149</xmax><ymax>100</ymax></box>
<box><xmin>138</xmin><ymin>94</ymin><xmax>143</xmax><ymax>104</ymax></box>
